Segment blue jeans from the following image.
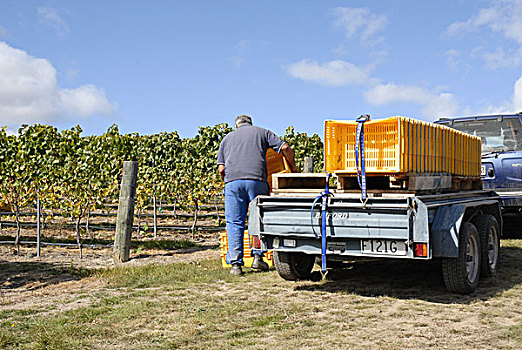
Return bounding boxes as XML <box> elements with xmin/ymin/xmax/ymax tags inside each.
<box><xmin>225</xmin><ymin>179</ymin><xmax>269</xmax><ymax>265</ymax></box>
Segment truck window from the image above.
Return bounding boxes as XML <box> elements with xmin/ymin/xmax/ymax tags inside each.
<box><xmin>450</xmin><ymin>118</ymin><xmax>522</xmax><ymax>152</ymax></box>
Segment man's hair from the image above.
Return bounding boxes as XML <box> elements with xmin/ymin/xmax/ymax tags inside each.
<box><xmin>235</xmin><ymin>115</ymin><xmax>253</xmax><ymax>126</ymax></box>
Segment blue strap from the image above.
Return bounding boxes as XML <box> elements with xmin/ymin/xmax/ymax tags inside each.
<box><xmin>310</xmin><ymin>173</ymin><xmax>332</xmax><ymax>275</ymax></box>
<box><xmin>310</xmin><ymin>195</ymin><xmax>323</xmax><ymax>239</ymax></box>
<box><xmin>355</xmin><ymin>115</ymin><xmax>369</xmax><ymax>203</ymax></box>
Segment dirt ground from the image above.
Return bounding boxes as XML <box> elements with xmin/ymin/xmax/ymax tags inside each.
<box><xmin>0</xmin><ymin>229</ymin><xmax>220</xmax><ymax>312</ymax></box>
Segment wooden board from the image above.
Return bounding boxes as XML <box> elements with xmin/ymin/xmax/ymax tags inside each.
<box><xmin>271</xmin><ymin>173</ymin><xmax>328</xmax><ymax>191</ymax></box>
<box><xmin>404</xmin><ymin>173</ymin><xmax>452</xmax><ymax>191</ymax></box>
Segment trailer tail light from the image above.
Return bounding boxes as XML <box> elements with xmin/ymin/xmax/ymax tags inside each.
<box><xmin>252</xmin><ymin>236</ymin><xmax>261</xmax><ymax>249</ymax></box>
<box><xmin>414</xmin><ymin>243</ymin><xmax>428</xmax><ymax>257</ymax></box>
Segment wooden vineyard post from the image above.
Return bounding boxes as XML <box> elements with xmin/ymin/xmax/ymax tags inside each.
<box><xmin>113</xmin><ymin>161</ymin><xmax>138</xmax><ymax>263</ymax></box>
<box><xmin>303</xmin><ymin>157</ymin><xmax>314</xmax><ymax>173</ymax></box>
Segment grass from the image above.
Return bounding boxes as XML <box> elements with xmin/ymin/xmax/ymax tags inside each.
<box><xmin>1</xmin><ymin>239</ymin><xmax>521</xmax><ymax>349</ymax></box>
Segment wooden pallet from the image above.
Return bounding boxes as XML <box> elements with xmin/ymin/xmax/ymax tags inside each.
<box><xmin>337</xmin><ymin>172</ymin><xmax>481</xmax><ymax>193</ymax></box>
<box><xmin>451</xmin><ymin>176</ymin><xmax>483</xmax><ymax>191</ymax></box>
<box><xmin>272</xmin><ymin>172</ymin><xmax>482</xmax><ymax>194</ymax></box>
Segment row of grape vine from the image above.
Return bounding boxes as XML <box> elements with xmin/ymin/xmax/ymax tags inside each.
<box><xmin>0</xmin><ymin>123</ymin><xmax>323</xmax><ymax>252</ymax></box>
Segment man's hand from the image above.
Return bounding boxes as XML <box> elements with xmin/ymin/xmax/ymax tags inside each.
<box><xmin>218</xmin><ymin>164</ymin><xmax>226</xmax><ymax>181</ymax></box>
<box><xmin>281</xmin><ymin>143</ymin><xmax>299</xmax><ymax>173</ymax></box>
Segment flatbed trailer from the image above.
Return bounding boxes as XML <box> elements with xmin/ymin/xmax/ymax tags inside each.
<box><xmin>248</xmin><ymin>187</ymin><xmax>503</xmax><ymax>294</ymax></box>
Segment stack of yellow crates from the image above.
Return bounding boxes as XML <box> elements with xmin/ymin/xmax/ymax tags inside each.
<box><xmin>266</xmin><ymin>148</ymin><xmax>291</xmax><ymax>189</ymax></box>
<box><xmin>324</xmin><ymin>116</ymin><xmax>481</xmax><ymax>177</ymax></box>
<box><xmin>219</xmin><ymin>231</ymin><xmax>274</xmax><ymax>268</ymax></box>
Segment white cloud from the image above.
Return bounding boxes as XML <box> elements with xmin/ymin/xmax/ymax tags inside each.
<box><xmin>58</xmin><ymin>85</ymin><xmax>115</xmax><ymax>117</ymax></box>
<box><xmin>514</xmin><ymin>75</ymin><xmax>522</xmax><ymax>111</ymax></box>
<box><xmin>423</xmin><ymin>93</ymin><xmax>460</xmax><ymax>119</ymax></box>
<box><xmin>460</xmin><ymin>74</ymin><xmax>522</xmax><ymax>116</ymax></box>
<box><xmin>333</xmin><ymin>7</ymin><xmax>388</xmax><ymax>46</ymax></box>
<box><xmin>0</xmin><ymin>42</ymin><xmax>116</xmax><ymax>128</ymax></box>
<box><xmin>481</xmin><ymin>74</ymin><xmax>522</xmax><ymax>114</ymax></box>
<box><xmin>447</xmin><ymin>0</ymin><xmax>522</xmax><ymax>44</ymax></box>
<box><xmin>365</xmin><ymin>84</ymin><xmax>430</xmax><ymax>105</ymax></box>
<box><xmin>446</xmin><ymin>0</ymin><xmax>522</xmax><ymax>68</ymax></box>
<box><xmin>37</xmin><ymin>7</ymin><xmax>69</xmax><ymax>35</ymax></box>
<box><xmin>446</xmin><ymin>49</ymin><xmax>472</xmax><ymax>76</ymax></box>
<box><xmin>480</xmin><ymin>47</ymin><xmax>522</xmax><ymax>69</ymax></box>
<box><xmin>376</xmin><ymin>75</ymin><xmax>522</xmax><ymax>118</ymax></box>
<box><xmin>286</xmin><ymin>59</ymin><xmax>371</xmax><ymax>87</ymax></box>
<box><xmin>364</xmin><ymin>83</ymin><xmax>459</xmax><ymax>120</ymax></box>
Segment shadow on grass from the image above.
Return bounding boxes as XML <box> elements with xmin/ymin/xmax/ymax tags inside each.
<box><xmin>0</xmin><ymin>237</ymin><xmax>215</xmax><ymax>292</ymax></box>
<box><xmin>0</xmin><ymin>261</ymin><xmax>91</xmax><ymax>293</ymax></box>
<box><xmin>131</xmin><ymin>239</ymin><xmax>199</xmax><ymax>250</ymax></box>
<box><xmin>130</xmin><ymin>241</ymin><xmax>218</xmax><ymax>260</ymax></box>
<box><xmin>295</xmin><ymin>245</ymin><xmax>522</xmax><ymax>304</ymax></box>
<box><xmin>0</xmin><ymin>235</ymin><xmax>201</xmax><ymax>250</ymax></box>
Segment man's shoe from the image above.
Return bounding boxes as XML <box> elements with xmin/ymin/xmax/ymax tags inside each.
<box><xmin>230</xmin><ymin>263</ymin><xmax>243</xmax><ymax>276</ymax></box>
<box><xmin>251</xmin><ymin>255</ymin><xmax>269</xmax><ymax>271</ymax></box>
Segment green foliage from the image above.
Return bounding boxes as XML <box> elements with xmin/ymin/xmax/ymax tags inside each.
<box><xmin>0</xmin><ymin>122</ymin><xmax>324</xmax><ymax>241</ymax></box>
<box><xmin>179</xmin><ymin>124</ymin><xmax>233</xmax><ymax>209</ymax></box>
<box><xmin>282</xmin><ymin>126</ymin><xmax>324</xmax><ymax>172</ymax></box>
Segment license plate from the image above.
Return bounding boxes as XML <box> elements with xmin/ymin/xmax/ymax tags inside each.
<box><xmin>361</xmin><ymin>239</ymin><xmax>407</xmax><ymax>256</ymax></box>
<box><xmin>481</xmin><ymin>165</ymin><xmax>486</xmax><ymax>176</ymax></box>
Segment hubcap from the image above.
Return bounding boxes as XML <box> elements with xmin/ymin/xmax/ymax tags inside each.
<box><xmin>466</xmin><ymin>234</ymin><xmax>479</xmax><ymax>283</ymax></box>
<box><xmin>488</xmin><ymin>226</ymin><xmax>499</xmax><ymax>270</ymax></box>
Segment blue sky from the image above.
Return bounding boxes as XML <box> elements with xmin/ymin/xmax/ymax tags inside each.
<box><xmin>1</xmin><ymin>0</ymin><xmax>522</xmax><ymax>138</ymax></box>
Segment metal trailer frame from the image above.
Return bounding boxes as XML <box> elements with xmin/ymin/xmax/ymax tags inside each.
<box><xmin>249</xmin><ymin>190</ymin><xmax>501</xmax><ymax>260</ymax></box>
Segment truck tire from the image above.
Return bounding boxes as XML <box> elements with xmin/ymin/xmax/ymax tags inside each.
<box><xmin>475</xmin><ymin>214</ymin><xmax>500</xmax><ymax>278</ymax></box>
<box><xmin>442</xmin><ymin>222</ymin><xmax>481</xmax><ymax>294</ymax></box>
<box><xmin>273</xmin><ymin>251</ymin><xmax>315</xmax><ymax>281</ymax></box>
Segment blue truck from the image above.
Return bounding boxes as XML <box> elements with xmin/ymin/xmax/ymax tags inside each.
<box><xmin>435</xmin><ymin>113</ymin><xmax>522</xmax><ymax>213</ymax></box>
<box><xmin>246</xmin><ymin>115</ymin><xmax>519</xmax><ymax>294</ymax></box>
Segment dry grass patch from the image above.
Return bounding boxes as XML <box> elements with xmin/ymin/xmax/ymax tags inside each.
<box><xmin>0</xmin><ymin>239</ymin><xmax>521</xmax><ymax>349</ymax></box>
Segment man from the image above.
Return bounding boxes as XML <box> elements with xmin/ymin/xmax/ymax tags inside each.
<box><xmin>217</xmin><ymin>115</ymin><xmax>298</xmax><ymax>275</ymax></box>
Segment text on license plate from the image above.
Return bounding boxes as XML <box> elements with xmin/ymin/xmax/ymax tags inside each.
<box><xmin>361</xmin><ymin>239</ymin><xmax>407</xmax><ymax>256</ymax></box>
<box><xmin>481</xmin><ymin>165</ymin><xmax>486</xmax><ymax>176</ymax></box>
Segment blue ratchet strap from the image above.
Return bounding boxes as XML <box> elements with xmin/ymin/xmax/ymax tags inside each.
<box><xmin>355</xmin><ymin>115</ymin><xmax>370</xmax><ymax>205</ymax></box>
<box><xmin>310</xmin><ymin>173</ymin><xmax>333</xmax><ymax>278</ymax></box>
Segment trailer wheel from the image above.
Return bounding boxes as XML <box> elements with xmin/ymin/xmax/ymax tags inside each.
<box><xmin>442</xmin><ymin>222</ymin><xmax>481</xmax><ymax>294</ymax></box>
<box><xmin>475</xmin><ymin>215</ymin><xmax>500</xmax><ymax>278</ymax></box>
<box><xmin>273</xmin><ymin>251</ymin><xmax>315</xmax><ymax>281</ymax></box>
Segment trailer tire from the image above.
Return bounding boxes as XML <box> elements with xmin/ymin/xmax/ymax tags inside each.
<box><xmin>274</xmin><ymin>251</ymin><xmax>315</xmax><ymax>281</ymax></box>
<box><xmin>442</xmin><ymin>222</ymin><xmax>481</xmax><ymax>294</ymax></box>
<box><xmin>475</xmin><ymin>214</ymin><xmax>500</xmax><ymax>278</ymax></box>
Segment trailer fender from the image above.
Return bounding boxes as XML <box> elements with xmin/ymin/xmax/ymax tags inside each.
<box><xmin>413</xmin><ymin>198</ymin><xmax>430</xmax><ymax>243</ymax></box>
<box><xmin>431</xmin><ymin>204</ymin><xmax>466</xmax><ymax>258</ymax></box>
<box><xmin>248</xmin><ymin>198</ymin><xmax>261</xmax><ymax>236</ymax></box>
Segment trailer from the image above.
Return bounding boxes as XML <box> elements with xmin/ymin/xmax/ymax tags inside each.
<box><xmin>248</xmin><ymin>176</ymin><xmax>503</xmax><ymax>294</ymax></box>
<box><xmin>247</xmin><ymin>115</ymin><xmax>509</xmax><ymax>293</ymax></box>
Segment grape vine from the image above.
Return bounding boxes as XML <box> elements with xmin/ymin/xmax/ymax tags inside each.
<box><xmin>0</xmin><ymin>123</ymin><xmax>324</xmax><ymax>245</ymax></box>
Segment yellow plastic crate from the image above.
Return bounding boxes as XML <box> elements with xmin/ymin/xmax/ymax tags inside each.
<box><xmin>219</xmin><ymin>231</ymin><xmax>274</xmax><ymax>268</ymax></box>
<box><xmin>266</xmin><ymin>148</ymin><xmax>291</xmax><ymax>190</ymax></box>
<box><xmin>324</xmin><ymin>116</ymin><xmax>481</xmax><ymax>177</ymax></box>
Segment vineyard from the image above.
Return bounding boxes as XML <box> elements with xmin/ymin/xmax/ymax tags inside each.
<box><xmin>0</xmin><ymin>123</ymin><xmax>323</xmax><ymax>255</ymax></box>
